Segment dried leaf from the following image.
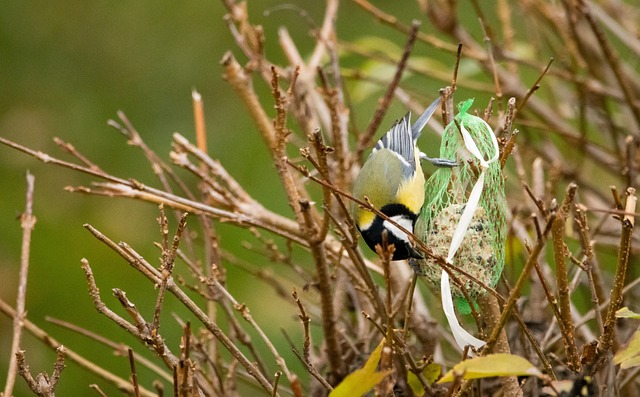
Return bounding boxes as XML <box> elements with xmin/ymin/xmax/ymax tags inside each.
<box><xmin>437</xmin><ymin>353</ymin><xmax>542</xmax><ymax>383</ymax></box>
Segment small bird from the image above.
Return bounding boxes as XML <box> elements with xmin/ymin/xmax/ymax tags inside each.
<box><xmin>352</xmin><ymin>98</ymin><xmax>455</xmax><ymax>260</ymax></box>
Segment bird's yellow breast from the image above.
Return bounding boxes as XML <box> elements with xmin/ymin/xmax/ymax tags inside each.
<box><xmin>396</xmin><ymin>164</ymin><xmax>425</xmax><ymax>214</ymax></box>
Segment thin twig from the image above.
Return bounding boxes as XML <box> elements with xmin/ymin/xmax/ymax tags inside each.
<box><xmin>128</xmin><ymin>348</ymin><xmax>141</xmax><ymax>397</ymax></box>
<box><xmin>517</xmin><ymin>58</ymin><xmax>554</xmax><ymax>113</ymax></box>
<box><xmin>4</xmin><ymin>172</ymin><xmax>36</xmax><ymax>397</ymax></box>
<box><xmin>299</xmin><ymin>199</ymin><xmax>344</xmax><ymax>378</ymax></box>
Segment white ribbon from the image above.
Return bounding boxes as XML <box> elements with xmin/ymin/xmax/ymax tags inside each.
<box><xmin>441</xmin><ymin>270</ymin><xmax>486</xmax><ymax>350</ymax></box>
<box><xmin>441</xmin><ymin>119</ymin><xmax>499</xmax><ymax>353</ymax></box>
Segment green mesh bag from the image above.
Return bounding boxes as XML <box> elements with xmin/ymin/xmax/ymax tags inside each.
<box><xmin>411</xmin><ymin>99</ymin><xmax>506</xmax><ymax>318</ymax></box>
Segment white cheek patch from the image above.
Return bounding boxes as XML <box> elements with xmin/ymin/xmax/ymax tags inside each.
<box><xmin>383</xmin><ymin>216</ymin><xmax>413</xmax><ymax>243</ymax></box>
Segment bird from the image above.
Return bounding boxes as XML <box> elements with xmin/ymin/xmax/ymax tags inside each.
<box><xmin>352</xmin><ymin>97</ymin><xmax>455</xmax><ymax>260</ymax></box>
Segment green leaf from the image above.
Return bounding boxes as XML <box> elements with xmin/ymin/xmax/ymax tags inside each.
<box><xmin>329</xmin><ymin>340</ymin><xmax>394</xmax><ymax>397</ymax></box>
<box><xmin>614</xmin><ymin>328</ymin><xmax>640</xmax><ymax>369</ymax></box>
<box><xmin>407</xmin><ymin>363</ymin><xmax>441</xmax><ymax>396</ymax></box>
<box><xmin>616</xmin><ymin>307</ymin><xmax>640</xmax><ymax>319</ymax></box>
<box><xmin>437</xmin><ymin>354</ymin><xmax>543</xmax><ymax>383</ymax></box>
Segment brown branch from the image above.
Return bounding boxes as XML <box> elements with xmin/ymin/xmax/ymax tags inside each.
<box><xmin>574</xmin><ymin>204</ymin><xmax>605</xmax><ymax>334</ymax></box>
<box><xmin>451</xmin><ymin>43</ymin><xmax>463</xmax><ymax>91</ymax></box>
<box><xmin>108</xmin><ymin>111</ymin><xmax>196</xmax><ymax>206</ymax></box>
<box><xmin>550</xmin><ymin>183</ymin><xmax>580</xmax><ymax>372</ymax></box>
<box><xmin>299</xmin><ymin>199</ymin><xmax>344</xmax><ymax>379</ymax></box>
<box><xmin>476</xmin><ymin>294</ymin><xmax>522</xmax><ymax>396</ymax></box>
<box><xmin>81</xmin><ymin>259</ymin><xmax>177</xmax><ymax>364</ymax></box>
<box><xmin>292</xmin><ymin>289</ymin><xmax>313</xmax><ymax>365</ymax></box>
<box><xmin>152</xmin><ymin>211</ymin><xmax>189</xmax><ymax>333</ymax></box>
<box><xmin>128</xmin><ymin>349</ymin><xmax>141</xmax><ymax>397</ymax></box>
<box><xmin>589</xmin><ymin>187</ymin><xmax>636</xmax><ymax>374</ymax></box>
<box><xmin>89</xmin><ymin>384</ymin><xmax>108</xmax><ymax>397</ymax></box>
<box><xmin>375</xmin><ymin>233</ymin><xmax>396</xmax><ymax>396</ymax></box>
<box><xmin>3</xmin><ymin>172</ymin><xmax>36</xmax><ymax>397</ymax></box>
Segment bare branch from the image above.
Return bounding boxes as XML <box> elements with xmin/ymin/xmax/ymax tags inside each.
<box><xmin>3</xmin><ymin>172</ymin><xmax>36</xmax><ymax>397</ymax></box>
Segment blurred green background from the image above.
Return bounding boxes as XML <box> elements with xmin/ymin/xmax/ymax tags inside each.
<box><xmin>0</xmin><ymin>1</ymin><xmax>459</xmax><ymax>395</ymax></box>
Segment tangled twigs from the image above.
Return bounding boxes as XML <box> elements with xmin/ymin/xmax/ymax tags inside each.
<box><xmin>82</xmin><ymin>224</ymin><xmax>280</xmax><ymax>396</ymax></box>
<box><xmin>0</xmin><ymin>299</ymin><xmax>154</xmax><ymax>396</ymax></box>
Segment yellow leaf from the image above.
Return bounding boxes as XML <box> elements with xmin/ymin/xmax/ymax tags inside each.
<box><xmin>422</xmin><ymin>362</ymin><xmax>441</xmax><ymax>384</ymax></box>
<box><xmin>437</xmin><ymin>354</ymin><xmax>543</xmax><ymax>383</ymax></box>
<box><xmin>329</xmin><ymin>340</ymin><xmax>394</xmax><ymax>397</ymax></box>
<box><xmin>614</xmin><ymin>329</ymin><xmax>640</xmax><ymax>369</ymax></box>
<box><xmin>407</xmin><ymin>363</ymin><xmax>441</xmax><ymax>396</ymax></box>
<box><xmin>616</xmin><ymin>307</ymin><xmax>640</xmax><ymax>319</ymax></box>
<box><xmin>620</xmin><ymin>355</ymin><xmax>640</xmax><ymax>370</ymax></box>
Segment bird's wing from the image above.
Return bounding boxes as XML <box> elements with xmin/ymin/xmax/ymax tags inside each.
<box><xmin>373</xmin><ymin>112</ymin><xmax>415</xmax><ymax>179</ymax></box>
